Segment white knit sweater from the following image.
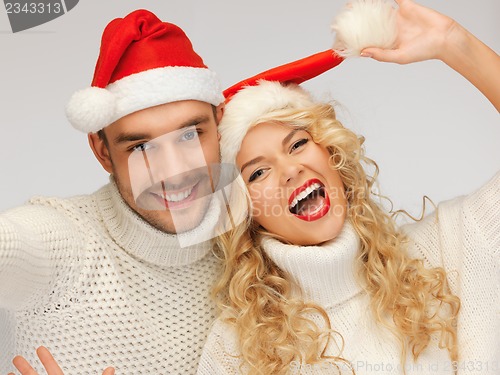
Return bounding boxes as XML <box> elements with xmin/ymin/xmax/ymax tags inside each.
<box><xmin>0</xmin><ymin>180</ymin><xmax>222</xmax><ymax>375</ymax></box>
<box><xmin>197</xmin><ymin>172</ymin><xmax>499</xmax><ymax>375</ymax></box>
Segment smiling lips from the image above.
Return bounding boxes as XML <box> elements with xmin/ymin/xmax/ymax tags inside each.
<box><xmin>288</xmin><ymin>178</ymin><xmax>330</xmax><ymax>221</ymax></box>
<box><xmin>150</xmin><ymin>181</ymin><xmax>199</xmax><ymax>210</ymax></box>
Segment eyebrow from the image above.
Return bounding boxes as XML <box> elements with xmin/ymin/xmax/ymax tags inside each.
<box><xmin>113</xmin><ymin>115</ymin><xmax>210</xmax><ymax>144</ymax></box>
<box><xmin>282</xmin><ymin>128</ymin><xmax>300</xmax><ymax>147</ymax></box>
<box><xmin>240</xmin><ymin>156</ymin><xmax>264</xmax><ymax>174</ymax></box>
<box><xmin>240</xmin><ymin>129</ymin><xmax>300</xmax><ymax>174</ymax></box>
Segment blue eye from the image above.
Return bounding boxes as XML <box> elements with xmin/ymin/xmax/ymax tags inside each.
<box><xmin>248</xmin><ymin>169</ymin><xmax>265</xmax><ymax>182</ymax></box>
<box><xmin>179</xmin><ymin>129</ymin><xmax>201</xmax><ymax>142</ymax></box>
<box><xmin>290</xmin><ymin>138</ymin><xmax>308</xmax><ymax>152</ymax></box>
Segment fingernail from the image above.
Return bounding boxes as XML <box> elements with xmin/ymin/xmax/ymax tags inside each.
<box><xmin>360</xmin><ymin>52</ymin><xmax>372</xmax><ymax>58</ymax></box>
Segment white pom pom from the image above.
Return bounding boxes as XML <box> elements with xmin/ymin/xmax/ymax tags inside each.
<box><xmin>331</xmin><ymin>0</ymin><xmax>397</xmax><ymax>57</ymax></box>
<box><xmin>65</xmin><ymin>87</ymin><xmax>116</xmax><ymax>133</ymax></box>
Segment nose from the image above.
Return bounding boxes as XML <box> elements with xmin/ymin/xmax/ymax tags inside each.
<box><xmin>278</xmin><ymin>157</ymin><xmax>303</xmax><ymax>186</ymax></box>
<box><xmin>149</xmin><ymin>141</ymin><xmax>206</xmax><ymax>187</ymax></box>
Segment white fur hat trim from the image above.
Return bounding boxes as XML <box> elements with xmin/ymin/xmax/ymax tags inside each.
<box><xmin>219</xmin><ymin>81</ymin><xmax>314</xmax><ymax>166</ymax></box>
<box><xmin>66</xmin><ymin>66</ymin><xmax>224</xmax><ymax>133</ymax></box>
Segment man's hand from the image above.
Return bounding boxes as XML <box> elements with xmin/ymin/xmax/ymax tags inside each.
<box><xmin>8</xmin><ymin>346</ymin><xmax>115</xmax><ymax>375</ymax></box>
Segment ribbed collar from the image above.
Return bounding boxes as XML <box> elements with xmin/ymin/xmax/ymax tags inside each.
<box><xmin>261</xmin><ymin>221</ymin><xmax>363</xmax><ymax>308</ymax></box>
<box><xmin>96</xmin><ymin>179</ymin><xmax>220</xmax><ymax>267</ymax></box>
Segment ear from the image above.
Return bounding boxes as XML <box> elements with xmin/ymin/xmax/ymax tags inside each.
<box><xmin>88</xmin><ymin>132</ymin><xmax>113</xmax><ymax>174</ymax></box>
<box><xmin>215</xmin><ymin>103</ymin><xmax>225</xmax><ymax>124</ymax></box>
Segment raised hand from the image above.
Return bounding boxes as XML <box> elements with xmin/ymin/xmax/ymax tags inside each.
<box><xmin>360</xmin><ymin>0</ymin><xmax>458</xmax><ymax>63</ymax></box>
<box><xmin>362</xmin><ymin>0</ymin><xmax>500</xmax><ymax>111</ymax></box>
<box><xmin>8</xmin><ymin>346</ymin><xmax>115</xmax><ymax>375</ymax></box>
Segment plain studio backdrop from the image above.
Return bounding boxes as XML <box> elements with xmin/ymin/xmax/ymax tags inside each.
<box><xmin>0</xmin><ymin>0</ymin><xmax>499</xmax><ymax>217</ymax></box>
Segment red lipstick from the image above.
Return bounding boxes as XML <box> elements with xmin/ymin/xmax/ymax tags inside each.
<box><xmin>288</xmin><ymin>178</ymin><xmax>330</xmax><ymax>222</ymax></box>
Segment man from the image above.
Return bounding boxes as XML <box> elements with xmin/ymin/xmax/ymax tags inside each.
<box><xmin>1</xmin><ymin>4</ymin><xmax>347</xmax><ymax>371</ymax></box>
<box><xmin>0</xmin><ymin>9</ymin><xmax>227</xmax><ymax>374</ymax></box>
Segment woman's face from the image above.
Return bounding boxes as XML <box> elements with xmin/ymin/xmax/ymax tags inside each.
<box><xmin>236</xmin><ymin>122</ymin><xmax>347</xmax><ymax>245</ymax></box>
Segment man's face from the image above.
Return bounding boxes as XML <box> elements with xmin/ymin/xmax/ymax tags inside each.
<box><xmin>89</xmin><ymin>100</ymin><xmax>223</xmax><ymax>234</ymax></box>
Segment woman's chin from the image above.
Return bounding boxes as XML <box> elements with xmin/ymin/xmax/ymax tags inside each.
<box><xmin>285</xmin><ymin>220</ymin><xmax>346</xmax><ymax>246</ymax></box>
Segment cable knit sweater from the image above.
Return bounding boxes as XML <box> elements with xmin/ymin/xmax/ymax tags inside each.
<box><xmin>197</xmin><ymin>172</ymin><xmax>499</xmax><ymax>375</ymax></box>
<box><xmin>0</xmin><ymin>180</ymin><xmax>222</xmax><ymax>375</ymax></box>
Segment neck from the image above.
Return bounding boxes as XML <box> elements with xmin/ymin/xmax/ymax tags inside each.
<box><xmin>96</xmin><ymin>179</ymin><xmax>221</xmax><ymax>267</ymax></box>
<box><xmin>261</xmin><ymin>221</ymin><xmax>363</xmax><ymax>308</ymax></box>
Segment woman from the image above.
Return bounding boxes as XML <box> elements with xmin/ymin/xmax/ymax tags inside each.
<box><xmin>11</xmin><ymin>0</ymin><xmax>499</xmax><ymax>374</ymax></box>
<box><xmin>196</xmin><ymin>0</ymin><xmax>499</xmax><ymax>374</ymax></box>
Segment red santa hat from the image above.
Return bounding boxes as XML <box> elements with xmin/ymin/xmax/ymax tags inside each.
<box><xmin>220</xmin><ymin>0</ymin><xmax>397</xmax><ymax>166</ymax></box>
<box><xmin>66</xmin><ymin>9</ymin><xmax>224</xmax><ymax>133</ymax></box>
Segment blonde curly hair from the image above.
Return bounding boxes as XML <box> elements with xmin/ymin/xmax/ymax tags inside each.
<box><xmin>212</xmin><ymin>83</ymin><xmax>460</xmax><ymax>374</ymax></box>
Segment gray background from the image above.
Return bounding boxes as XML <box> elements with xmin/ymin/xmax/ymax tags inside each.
<box><xmin>0</xmin><ymin>0</ymin><xmax>499</xmax><ymax>216</ymax></box>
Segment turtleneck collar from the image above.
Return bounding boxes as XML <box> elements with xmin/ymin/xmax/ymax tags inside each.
<box><xmin>261</xmin><ymin>221</ymin><xmax>364</xmax><ymax>308</ymax></box>
<box><xmin>96</xmin><ymin>179</ymin><xmax>220</xmax><ymax>267</ymax></box>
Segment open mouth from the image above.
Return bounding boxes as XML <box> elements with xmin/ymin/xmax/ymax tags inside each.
<box><xmin>288</xmin><ymin>179</ymin><xmax>330</xmax><ymax>221</ymax></box>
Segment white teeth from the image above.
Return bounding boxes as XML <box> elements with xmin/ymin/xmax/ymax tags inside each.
<box><xmin>289</xmin><ymin>182</ymin><xmax>322</xmax><ymax>210</ymax></box>
<box><xmin>164</xmin><ymin>186</ymin><xmax>194</xmax><ymax>202</ymax></box>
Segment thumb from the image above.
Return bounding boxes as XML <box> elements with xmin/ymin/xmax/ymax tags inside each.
<box><xmin>102</xmin><ymin>367</ymin><xmax>115</xmax><ymax>375</ymax></box>
<box><xmin>361</xmin><ymin>47</ymin><xmax>405</xmax><ymax>63</ymax></box>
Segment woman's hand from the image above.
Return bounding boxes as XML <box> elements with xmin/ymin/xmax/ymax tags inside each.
<box><xmin>362</xmin><ymin>0</ymin><xmax>500</xmax><ymax>111</ymax></box>
<box><xmin>361</xmin><ymin>0</ymin><xmax>459</xmax><ymax>63</ymax></box>
<box><xmin>8</xmin><ymin>346</ymin><xmax>115</xmax><ymax>375</ymax></box>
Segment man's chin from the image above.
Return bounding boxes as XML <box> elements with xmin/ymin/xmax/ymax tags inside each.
<box><xmin>113</xmin><ymin>175</ymin><xmax>212</xmax><ymax>235</ymax></box>
<box><xmin>137</xmin><ymin>195</ymin><xmax>211</xmax><ymax>234</ymax></box>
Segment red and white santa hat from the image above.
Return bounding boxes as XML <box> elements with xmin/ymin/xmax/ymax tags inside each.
<box><xmin>220</xmin><ymin>0</ymin><xmax>397</xmax><ymax>166</ymax></box>
<box><xmin>66</xmin><ymin>9</ymin><xmax>224</xmax><ymax>133</ymax></box>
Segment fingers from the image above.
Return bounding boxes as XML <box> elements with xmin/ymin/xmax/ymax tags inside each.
<box><xmin>102</xmin><ymin>367</ymin><xmax>115</xmax><ymax>375</ymax></box>
<box><xmin>12</xmin><ymin>347</ymin><xmax>65</xmax><ymax>375</ymax></box>
<box><xmin>12</xmin><ymin>355</ymin><xmax>39</xmax><ymax>375</ymax></box>
<box><xmin>36</xmin><ymin>346</ymin><xmax>64</xmax><ymax>375</ymax></box>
